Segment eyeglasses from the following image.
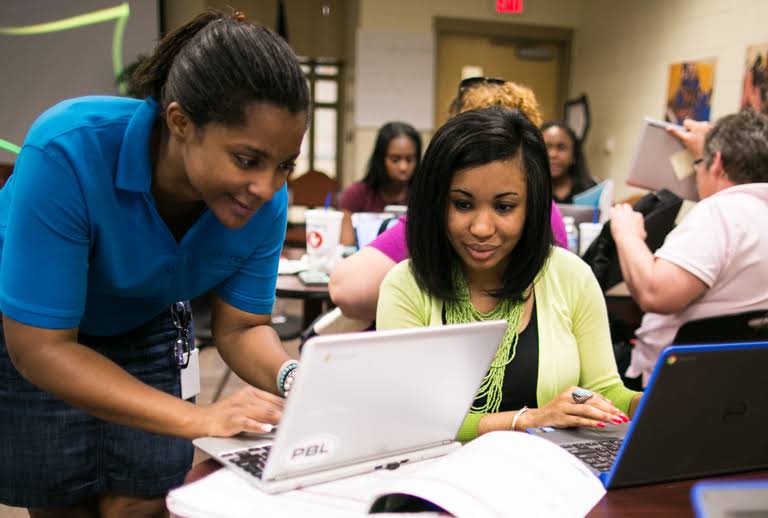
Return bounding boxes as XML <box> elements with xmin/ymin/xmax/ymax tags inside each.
<box><xmin>458</xmin><ymin>76</ymin><xmax>506</xmax><ymax>92</ymax></box>
<box><xmin>692</xmin><ymin>157</ymin><xmax>705</xmax><ymax>172</ymax></box>
<box><xmin>454</xmin><ymin>77</ymin><xmax>506</xmax><ymax>112</ymax></box>
<box><xmin>171</xmin><ymin>301</ymin><xmax>192</xmax><ymax>369</ymax></box>
<box><xmin>452</xmin><ymin>77</ymin><xmax>506</xmax><ymax>114</ymax></box>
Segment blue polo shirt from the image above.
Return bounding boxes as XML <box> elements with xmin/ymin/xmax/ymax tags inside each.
<box><xmin>0</xmin><ymin>96</ymin><xmax>287</xmax><ymax>335</ymax></box>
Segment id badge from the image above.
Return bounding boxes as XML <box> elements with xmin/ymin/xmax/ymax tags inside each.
<box><xmin>180</xmin><ymin>348</ymin><xmax>200</xmax><ymax>400</ymax></box>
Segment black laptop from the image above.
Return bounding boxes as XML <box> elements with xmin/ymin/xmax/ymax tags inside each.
<box><xmin>528</xmin><ymin>342</ymin><xmax>768</xmax><ymax>489</ymax></box>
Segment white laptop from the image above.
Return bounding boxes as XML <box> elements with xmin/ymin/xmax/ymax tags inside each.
<box><xmin>194</xmin><ymin>320</ymin><xmax>506</xmax><ymax>493</ymax></box>
<box><xmin>351</xmin><ymin>212</ymin><xmax>399</xmax><ymax>249</ymax></box>
<box><xmin>626</xmin><ymin>118</ymin><xmax>700</xmax><ymax>201</ymax></box>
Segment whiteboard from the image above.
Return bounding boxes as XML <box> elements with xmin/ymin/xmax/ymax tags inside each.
<box><xmin>354</xmin><ymin>29</ymin><xmax>435</xmax><ymax>131</ymax></box>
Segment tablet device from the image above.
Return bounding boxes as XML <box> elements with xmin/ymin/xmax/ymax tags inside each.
<box><xmin>626</xmin><ymin>118</ymin><xmax>700</xmax><ymax>201</ymax></box>
<box><xmin>691</xmin><ymin>480</ymin><xmax>768</xmax><ymax>518</ymax></box>
<box><xmin>298</xmin><ymin>270</ymin><xmax>329</xmax><ymax>286</ymax></box>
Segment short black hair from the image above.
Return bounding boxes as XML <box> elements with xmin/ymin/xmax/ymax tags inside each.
<box><xmin>406</xmin><ymin>106</ymin><xmax>553</xmax><ymax>302</ymax></box>
<box><xmin>132</xmin><ymin>10</ymin><xmax>309</xmax><ymax>127</ymax></box>
<box><xmin>704</xmin><ymin>109</ymin><xmax>768</xmax><ymax>184</ymax></box>
<box><xmin>540</xmin><ymin>120</ymin><xmax>594</xmax><ymax>193</ymax></box>
<box><xmin>363</xmin><ymin>122</ymin><xmax>422</xmax><ymax>194</ymax></box>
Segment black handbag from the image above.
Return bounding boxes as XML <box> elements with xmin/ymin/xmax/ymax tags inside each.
<box><xmin>582</xmin><ymin>189</ymin><xmax>683</xmax><ymax>291</ymax></box>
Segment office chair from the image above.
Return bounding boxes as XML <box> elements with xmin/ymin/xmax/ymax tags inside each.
<box><xmin>616</xmin><ymin>309</ymin><xmax>768</xmax><ymax>393</ymax></box>
<box><xmin>284</xmin><ymin>169</ymin><xmax>339</xmax><ymax>247</ymax></box>
<box><xmin>298</xmin><ymin>307</ymin><xmax>373</xmax><ymax>354</ymax></box>
<box><xmin>673</xmin><ymin>309</ymin><xmax>768</xmax><ymax>344</ymax></box>
<box><xmin>287</xmin><ymin>169</ymin><xmax>339</xmax><ymax>207</ymax></box>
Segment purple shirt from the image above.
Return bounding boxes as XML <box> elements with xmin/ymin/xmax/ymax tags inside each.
<box><xmin>370</xmin><ymin>202</ymin><xmax>568</xmax><ymax>262</ymax></box>
<box><xmin>550</xmin><ymin>202</ymin><xmax>568</xmax><ymax>249</ymax></box>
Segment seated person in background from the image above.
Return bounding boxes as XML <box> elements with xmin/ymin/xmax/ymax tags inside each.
<box><xmin>329</xmin><ymin>78</ymin><xmax>567</xmax><ymax>321</ymax></box>
<box><xmin>338</xmin><ymin>122</ymin><xmax>421</xmax><ymax>244</ymax></box>
<box><xmin>541</xmin><ymin>121</ymin><xmax>596</xmax><ymax>203</ymax></box>
<box><xmin>611</xmin><ymin>110</ymin><xmax>768</xmax><ymax>386</ymax></box>
<box><xmin>377</xmin><ymin>107</ymin><xmax>640</xmax><ymax>442</ymax></box>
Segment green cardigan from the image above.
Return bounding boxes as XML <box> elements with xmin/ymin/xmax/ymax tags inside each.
<box><xmin>376</xmin><ymin>246</ymin><xmax>639</xmax><ymax>442</ymax></box>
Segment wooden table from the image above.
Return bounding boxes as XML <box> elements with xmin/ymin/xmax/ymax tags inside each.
<box><xmin>276</xmin><ymin>246</ymin><xmax>332</xmax><ymax>332</ymax></box>
<box><xmin>588</xmin><ymin>470</ymin><xmax>768</xmax><ymax>517</ymax></box>
<box><xmin>179</xmin><ymin>460</ymin><xmax>767</xmax><ymax>517</ymax></box>
<box><xmin>275</xmin><ymin>273</ymin><xmax>331</xmax><ymax>330</ymax></box>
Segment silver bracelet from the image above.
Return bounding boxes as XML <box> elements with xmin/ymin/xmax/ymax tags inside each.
<box><xmin>511</xmin><ymin>406</ymin><xmax>529</xmax><ymax>431</ymax></box>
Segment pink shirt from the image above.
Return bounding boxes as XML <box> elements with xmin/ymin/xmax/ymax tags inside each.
<box><xmin>629</xmin><ymin>183</ymin><xmax>768</xmax><ymax>384</ymax></box>
<box><xmin>370</xmin><ymin>201</ymin><xmax>568</xmax><ymax>262</ymax></box>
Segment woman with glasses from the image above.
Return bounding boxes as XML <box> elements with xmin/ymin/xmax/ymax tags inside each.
<box><xmin>377</xmin><ymin>107</ymin><xmax>641</xmax><ymax>440</ymax></box>
<box><xmin>540</xmin><ymin>120</ymin><xmax>596</xmax><ymax>203</ymax></box>
<box><xmin>338</xmin><ymin>121</ymin><xmax>422</xmax><ymax>245</ymax></box>
<box><xmin>0</xmin><ymin>11</ymin><xmax>305</xmax><ymax>517</ymax></box>
<box><xmin>329</xmin><ymin>78</ymin><xmax>568</xmax><ymax>322</ymax></box>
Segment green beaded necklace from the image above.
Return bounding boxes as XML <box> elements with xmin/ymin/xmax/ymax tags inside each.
<box><xmin>444</xmin><ymin>270</ymin><xmax>525</xmax><ymax>414</ymax></box>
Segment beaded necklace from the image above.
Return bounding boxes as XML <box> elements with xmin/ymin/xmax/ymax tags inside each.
<box><xmin>444</xmin><ymin>270</ymin><xmax>525</xmax><ymax>414</ymax></box>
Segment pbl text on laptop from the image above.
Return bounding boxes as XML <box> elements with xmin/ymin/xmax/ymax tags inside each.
<box><xmin>195</xmin><ymin>320</ymin><xmax>506</xmax><ymax>493</ymax></box>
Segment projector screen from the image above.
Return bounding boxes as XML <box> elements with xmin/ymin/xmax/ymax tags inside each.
<box><xmin>0</xmin><ymin>1</ymin><xmax>161</xmax><ymax>162</ymax></box>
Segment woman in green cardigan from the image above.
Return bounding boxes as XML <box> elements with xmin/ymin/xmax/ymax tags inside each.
<box><xmin>377</xmin><ymin>107</ymin><xmax>641</xmax><ymax>442</ymax></box>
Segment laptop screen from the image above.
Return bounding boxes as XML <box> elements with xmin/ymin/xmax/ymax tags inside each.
<box><xmin>352</xmin><ymin>212</ymin><xmax>400</xmax><ymax>249</ymax></box>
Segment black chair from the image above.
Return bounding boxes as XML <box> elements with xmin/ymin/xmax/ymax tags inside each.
<box><xmin>673</xmin><ymin>309</ymin><xmax>768</xmax><ymax>344</ymax></box>
<box><xmin>616</xmin><ymin>309</ymin><xmax>768</xmax><ymax>392</ymax></box>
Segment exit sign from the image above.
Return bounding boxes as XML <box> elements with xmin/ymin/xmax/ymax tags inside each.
<box><xmin>496</xmin><ymin>0</ymin><xmax>523</xmax><ymax>13</ymax></box>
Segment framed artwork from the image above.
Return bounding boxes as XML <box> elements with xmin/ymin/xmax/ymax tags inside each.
<box><xmin>741</xmin><ymin>43</ymin><xmax>768</xmax><ymax>115</ymax></box>
<box><xmin>664</xmin><ymin>60</ymin><xmax>716</xmax><ymax>124</ymax></box>
<box><xmin>564</xmin><ymin>94</ymin><xmax>591</xmax><ymax>142</ymax></box>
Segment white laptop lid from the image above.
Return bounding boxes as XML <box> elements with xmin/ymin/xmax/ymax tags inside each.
<box><xmin>626</xmin><ymin>118</ymin><xmax>699</xmax><ymax>201</ymax></box>
<box><xmin>262</xmin><ymin>320</ymin><xmax>506</xmax><ymax>481</ymax></box>
<box><xmin>351</xmin><ymin>212</ymin><xmax>399</xmax><ymax>249</ymax></box>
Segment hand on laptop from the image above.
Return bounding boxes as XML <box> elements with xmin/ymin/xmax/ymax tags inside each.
<box><xmin>190</xmin><ymin>386</ymin><xmax>284</xmax><ymax>438</ymax></box>
<box><xmin>666</xmin><ymin>119</ymin><xmax>711</xmax><ymax>159</ymax></box>
<box><xmin>519</xmin><ymin>386</ymin><xmax>629</xmax><ymax>430</ymax></box>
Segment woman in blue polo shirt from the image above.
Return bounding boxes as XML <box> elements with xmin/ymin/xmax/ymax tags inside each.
<box><xmin>0</xmin><ymin>11</ymin><xmax>307</xmax><ymax>517</ymax></box>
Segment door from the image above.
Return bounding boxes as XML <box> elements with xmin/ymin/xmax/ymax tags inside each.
<box><xmin>435</xmin><ymin>32</ymin><xmax>564</xmax><ymax>128</ymax></box>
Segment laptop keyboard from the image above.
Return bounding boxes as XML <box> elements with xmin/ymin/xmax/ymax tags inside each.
<box><xmin>221</xmin><ymin>445</ymin><xmax>272</xmax><ymax>479</ymax></box>
<box><xmin>562</xmin><ymin>439</ymin><xmax>623</xmax><ymax>473</ymax></box>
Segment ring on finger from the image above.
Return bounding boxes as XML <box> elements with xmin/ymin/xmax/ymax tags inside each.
<box><xmin>571</xmin><ymin>388</ymin><xmax>594</xmax><ymax>404</ymax></box>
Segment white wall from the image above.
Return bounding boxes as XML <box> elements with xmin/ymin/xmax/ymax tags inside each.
<box><xmin>570</xmin><ymin>0</ymin><xmax>768</xmax><ymax>200</ymax></box>
<box><xmin>350</xmin><ymin>0</ymin><xmax>583</xmax><ymax>183</ymax></box>
<box><xmin>359</xmin><ymin>0</ymin><xmax>583</xmax><ymax>33</ymax></box>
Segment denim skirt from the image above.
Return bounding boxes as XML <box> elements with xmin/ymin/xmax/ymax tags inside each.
<box><xmin>0</xmin><ymin>307</ymin><xmax>195</xmax><ymax>507</ymax></box>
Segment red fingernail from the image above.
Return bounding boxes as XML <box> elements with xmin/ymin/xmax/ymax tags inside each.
<box><xmin>621</xmin><ymin>415</ymin><xmax>630</xmax><ymax>423</ymax></box>
<box><xmin>596</xmin><ymin>422</ymin><xmax>605</xmax><ymax>428</ymax></box>
<box><xmin>612</xmin><ymin>417</ymin><xmax>623</xmax><ymax>424</ymax></box>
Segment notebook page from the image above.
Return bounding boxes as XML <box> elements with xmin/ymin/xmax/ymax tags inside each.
<box><xmin>367</xmin><ymin>431</ymin><xmax>606</xmax><ymax>518</ymax></box>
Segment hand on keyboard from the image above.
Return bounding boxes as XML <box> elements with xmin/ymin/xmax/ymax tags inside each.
<box><xmin>189</xmin><ymin>386</ymin><xmax>284</xmax><ymax>438</ymax></box>
<box><xmin>518</xmin><ymin>386</ymin><xmax>630</xmax><ymax>430</ymax></box>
